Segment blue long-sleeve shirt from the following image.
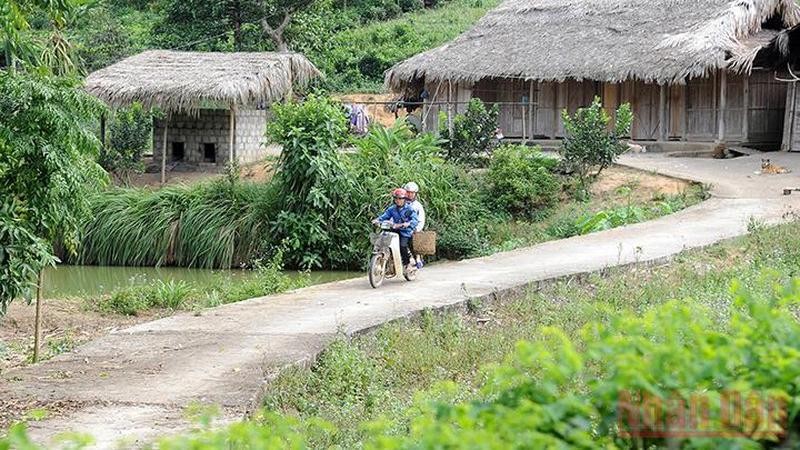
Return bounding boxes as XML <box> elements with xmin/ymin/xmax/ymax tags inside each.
<box><xmin>377</xmin><ymin>204</ymin><xmax>419</xmax><ymax>238</ymax></box>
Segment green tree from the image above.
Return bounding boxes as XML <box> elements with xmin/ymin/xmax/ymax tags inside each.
<box><xmin>1</xmin><ymin>0</ymin><xmax>84</xmax><ymax>75</ymax></box>
<box><xmin>560</xmin><ymin>97</ymin><xmax>633</xmax><ymax>194</ymax></box>
<box><xmin>266</xmin><ymin>94</ymin><xmax>350</xmax><ymax>269</ymax></box>
<box><xmin>259</xmin><ymin>0</ymin><xmax>318</xmax><ymax>51</ymax></box>
<box><xmin>101</xmin><ymin>103</ymin><xmax>152</xmax><ymax>185</ymax></box>
<box><xmin>0</xmin><ymin>71</ymin><xmax>105</xmax><ymax>314</ymax></box>
<box><xmin>440</xmin><ymin>98</ymin><xmax>500</xmax><ymax>167</ymax></box>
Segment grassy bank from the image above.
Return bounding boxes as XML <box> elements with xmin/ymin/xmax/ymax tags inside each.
<box><xmin>257</xmin><ymin>219</ymin><xmax>800</xmax><ymax>448</ymax></box>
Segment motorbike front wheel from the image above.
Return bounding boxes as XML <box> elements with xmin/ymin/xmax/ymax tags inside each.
<box><xmin>369</xmin><ymin>253</ymin><xmax>387</xmax><ymax>288</ymax></box>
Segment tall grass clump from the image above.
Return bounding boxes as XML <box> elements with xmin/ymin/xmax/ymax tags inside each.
<box><xmin>75</xmin><ymin>179</ymin><xmax>277</xmax><ymax>269</ymax></box>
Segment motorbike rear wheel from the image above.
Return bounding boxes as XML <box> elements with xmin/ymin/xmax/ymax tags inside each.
<box><xmin>369</xmin><ymin>254</ymin><xmax>387</xmax><ymax>288</ymax></box>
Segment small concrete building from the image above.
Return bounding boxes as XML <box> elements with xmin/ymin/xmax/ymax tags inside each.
<box><xmin>386</xmin><ymin>0</ymin><xmax>800</xmax><ymax>151</ymax></box>
<box><xmin>85</xmin><ymin>51</ymin><xmax>322</xmax><ymax>180</ymax></box>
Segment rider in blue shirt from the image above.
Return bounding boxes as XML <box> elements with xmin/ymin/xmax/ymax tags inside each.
<box><xmin>373</xmin><ymin>188</ymin><xmax>418</xmax><ymax>270</ymax></box>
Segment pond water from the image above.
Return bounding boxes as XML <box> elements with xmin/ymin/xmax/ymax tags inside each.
<box><xmin>42</xmin><ymin>265</ymin><xmax>360</xmax><ymax>299</ymax></box>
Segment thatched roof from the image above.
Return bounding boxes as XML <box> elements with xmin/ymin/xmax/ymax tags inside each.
<box><xmin>386</xmin><ymin>0</ymin><xmax>800</xmax><ymax>90</ymax></box>
<box><xmin>85</xmin><ymin>51</ymin><xmax>322</xmax><ymax>112</ymax></box>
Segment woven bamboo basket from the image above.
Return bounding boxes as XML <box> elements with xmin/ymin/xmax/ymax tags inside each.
<box><xmin>413</xmin><ymin>230</ymin><xmax>437</xmax><ymax>256</ymax></box>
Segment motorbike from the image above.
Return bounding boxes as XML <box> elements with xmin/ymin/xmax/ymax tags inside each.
<box><xmin>368</xmin><ymin>221</ymin><xmax>418</xmax><ymax>288</ymax></box>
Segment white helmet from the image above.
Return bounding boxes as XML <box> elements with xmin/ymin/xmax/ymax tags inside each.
<box><xmin>404</xmin><ymin>182</ymin><xmax>419</xmax><ymax>193</ymax></box>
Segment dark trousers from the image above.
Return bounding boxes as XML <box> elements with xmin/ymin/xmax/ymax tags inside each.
<box><xmin>397</xmin><ymin>234</ymin><xmax>413</xmax><ymax>266</ymax></box>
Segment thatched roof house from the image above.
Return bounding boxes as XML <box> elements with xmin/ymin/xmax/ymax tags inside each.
<box><xmin>86</xmin><ymin>50</ymin><xmax>322</xmax><ymax>112</ymax></box>
<box><xmin>86</xmin><ymin>51</ymin><xmax>323</xmax><ymax>180</ymax></box>
<box><xmin>386</xmin><ymin>0</ymin><xmax>800</xmax><ymax>150</ymax></box>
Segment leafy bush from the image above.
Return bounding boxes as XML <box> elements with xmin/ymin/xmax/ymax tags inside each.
<box><xmin>560</xmin><ymin>97</ymin><xmax>632</xmax><ymax>194</ymax></box>
<box><xmin>219</xmin><ymin>251</ymin><xmax>303</xmax><ymax>303</ymax></box>
<box><xmin>347</xmin><ymin>122</ymin><xmax>494</xmax><ymax>261</ymax></box>
<box><xmin>440</xmin><ymin>98</ymin><xmax>499</xmax><ymax>167</ymax></box>
<box><xmin>486</xmin><ymin>145</ymin><xmax>560</xmax><ymax>217</ymax></box>
<box><xmin>149</xmin><ymin>280</ymin><xmax>193</xmax><ymax>309</ymax></box>
<box><xmin>0</xmin><ymin>71</ymin><xmax>105</xmax><ymax>313</ymax></box>
<box><xmin>101</xmin><ymin>103</ymin><xmax>152</xmax><ymax>185</ymax></box>
<box><xmin>267</xmin><ymin>95</ymin><xmax>352</xmax><ymax>269</ymax></box>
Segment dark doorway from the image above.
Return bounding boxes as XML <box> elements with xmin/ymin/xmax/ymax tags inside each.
<box><xmin>171</xmin><ymin>142</ymin><xmax>185</xmax><ymax>161</ymax></box>
<box><xmin>203</xmin><ymin>143</ymin><xmax>216</xmax><ymax>163</ymax></box>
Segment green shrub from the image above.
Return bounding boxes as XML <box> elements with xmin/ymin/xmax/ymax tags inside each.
<box><xmin>97</xmin><ymin>284</ymin><xmax>151</xmax><ymax>316</ymax></box>
<box><xmin>347</xmin><ymin>122</ymin><xmax>494</xmax><ymax>261</ymax></box>
<box><xmin>267</xmin><ymin>95</ymin><xmax>352</xmax><ymax>270</ymax></box>
<box><xmin>220</xmin><ymin>251</ymin><xmax>304</xmax><ymax>304</ymax></box>
<box><xmin>560</xmin><ymin>97</ymin><xmax>632</xmax><ymax>195</ymax></box>
<box><xmin>440</xmin><ymin>98</ymin><xmax>499</xmax><ymax>167</ymax></box>
<box><xmin>149</xmin><ymin>280</ymin><xmax>193</xmax><ymax>310</ymax></box>
<box><xmin>486</xmin><ymin>145</ymin><xmax>560</xmax><ymax>217</ymax></box>
<box><xmin>102</xmin><ymin>103</ymin><xmax>152</xmax><ymax>185</ymax></box>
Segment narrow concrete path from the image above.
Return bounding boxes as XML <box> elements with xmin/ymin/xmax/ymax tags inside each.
<box><xmin>3</xmin><ymin>153</ymin><xmax>800</xmax><ymax>448</ymax></box>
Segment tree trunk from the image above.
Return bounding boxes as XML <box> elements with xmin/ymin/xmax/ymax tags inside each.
<box><xmin>33</xmin><ymin>270</ymin><xmax>44</xmax><ymax>363</ymax></box>
<box><xmin>229</xmin><ymin>0</ymin><xmax>243</xmax><ymax>50</ymax></box>
<box><xmin>262</xmin><ymin>11</ymin><xmax>293</xmax><ymax>52</ymax></box>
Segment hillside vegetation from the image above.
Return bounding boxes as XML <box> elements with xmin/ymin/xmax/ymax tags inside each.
<box><xmin>67</xmin><ymin>0</ymin><xmax>499</xmax><ymax>92</ymax></box>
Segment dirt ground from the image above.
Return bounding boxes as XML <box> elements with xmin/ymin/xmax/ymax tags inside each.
<box><xmin>0</xmin><ymin>299</ymin><xmax>161</xmax><ymax>376</ymax></box>
<box><xmin>123</xmin><ymin>158</ymin><xmax>276</xmax><ymax>188</ymax></box>
<box><xmin>591</xmin><ymin>165</ymin><xmax>690</xmax><ymax>201</ymax></box>
<box><xmin>335</xmin><ymin>93</ymin><xmax>403</xmax><ymax>128</ymax></box>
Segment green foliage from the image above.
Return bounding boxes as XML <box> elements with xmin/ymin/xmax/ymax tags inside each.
<box><xmin>560</xmin><ymin>97</ymin><xmax>633</xmax><ymax>194</ymax></box>
<box><xmin>576</xmin><ymin>189</ymin><xmax>702</xmax><ymax>235</ymax></box>
<box><xmin>93</xmin><ymin>253</ymin><xmax>304</xmax><ymax>316</ymax></box>
<box><xmin>348</xmin><ymin>122</ymin><xmax>494</xmax><ymax>261</ymax></box>
<box><xmin>217</xmin><ymin>250</ymin><xmax>302</xmax><ymax>303</ymax></box>
<box><xmin>97</xmin><ymin>279</ymin><xmax>193</xmax><ymax>315</ymax></box>
<box><xmin>1</xmin><ymin>0</ymin><xmax>83</xmax><ymax>74</ymax></box>
<box><xmin>486</xmin><ymin>145</ymin><xmax>560</xmax><ymax>217</ymax></box>
<box><xmin>72</xmin><ymin>5</ymin><xmax>135</xmax><ymax>73</ymax></box>
<box><xmin>0</xmin><ymin>71</ymin><xmax>105</xmax><ymax>314</ymax></box>
<box><xmin>303</xmin><ymin>0</ymin><xmax>497</xmax><ymax>92</ymax></box>
<box><xmin>440</xmin><ymin>98</ymin><xmax>500</xmax><ymax>167</ymax></box>
<box><xmin>100</xmin><ymin>103</ymin><xmax>152</xmax><ymax>184</ymax></box>
<box><xmin>97</xmin><ymin>284</ymin><xmax>152</xmax><ymax>315</ymax></box>
<box><xmin>76</xmin><ymin>179</ymin><xmax>276</xmax><ymax>269</ymax></box>
<box><xmin>267</xmin><ymin>94</ymin><xmax>351</xmax><ymax>269</ymax></box>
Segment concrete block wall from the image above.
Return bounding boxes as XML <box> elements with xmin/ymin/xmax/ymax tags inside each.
<box><xmin>153</xmin><ymin>108</ymin><xmax>274</xmax><ymax>168</ymax></box>
<box><xmin>235</xmin><ymin>109</ymin><xmax>271</xmax><ymax>164</ymax></box>
<box><xmin>153</xmin><ymin>109</ymin><xmax>232</xmax><ymax>167</ymax></box>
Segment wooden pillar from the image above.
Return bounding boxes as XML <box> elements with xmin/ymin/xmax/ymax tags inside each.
<box><xmin>718</xmin><ymin>70</ymin><xmax>727</xmax><ymax>142</ymax></box>
<box><xmin>161</xmin><ymin>114</ymin><xmax>169</xmax><ymax>185</ymax></box>
<box><xmin>659</xmin><ymin>84</ymin><xmax>668</xmax><ymax>141</ymax></box>
<box><xmin>229</xmin><ymin>104</ymin><xmax>237</xmax><ymax>164</ymax></box>
<box><xmin>783</xmin><ymin>81</ymin><xmax>798</xmax><ymax>151</ymax></box>
<box><xmin>682</xmin><ymin>83</ymin><xmax>689</xmax><ymax>141</ymax></box>
<box><xmin>743</xmin><ymin>76</ymin><xmax>750</xmax><ymax>143</ymax></box>
<box><xmin>529</xmin><ymin>81</ymin><xmax>535</xmax><ymax>139</ymax></box>
<box><xmin>551</xmin><ymin>83</ymin><xmax>559</xmax><ymax>139</ymax></box>
<box><xmin>447</xmin><ymin>80</ymin><xmax>454</xmax><ymax>135</ymax></box>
